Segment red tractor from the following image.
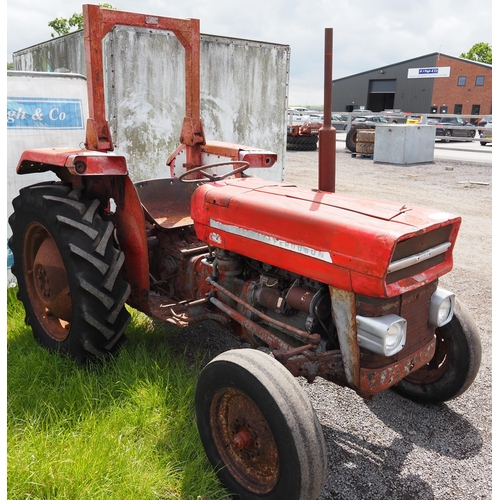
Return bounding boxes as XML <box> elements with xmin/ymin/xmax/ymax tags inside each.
<box><xmin>8</xmin><ymin>6</ymin><xmax>481</xmax><ymax>499</ymax></box>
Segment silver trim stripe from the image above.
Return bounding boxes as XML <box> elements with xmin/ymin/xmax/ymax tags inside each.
<box><xmin>388</xmin><ymin>242</ymin><xmax>451</xmax><ymax>274</ymax></box>
<box><xmin>209</xmin><ymin>219</ymin><xmax>333</xmax><ymax>263</ymax></box>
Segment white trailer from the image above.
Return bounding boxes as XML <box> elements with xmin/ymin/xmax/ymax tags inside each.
<box><xmin>13</xmin><ymin>28</ymin><xmax>290</xmax><ymax>183</ymax></box>
<box><xmin>9</xmin><ymin>30</ymin><xmax>290</xmax><ymax>284</ymax></box>
<box><xmin>7</xmin><ymin>71</ymin><xmax>89</xmax><ymax>284</ymax></box>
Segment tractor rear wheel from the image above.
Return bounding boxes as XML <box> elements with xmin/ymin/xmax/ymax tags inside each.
<box><xmin>195</xmin><ymin>349</ymin><xmax>326</xmax><ymax>499</ymax></box>
<box><xmin>8</xmin><ymin>182</ymin><xmax>131</xmax><ymax>364</ymax></box>
<box><xmin>393</xmin><ymin>300</ymin><xmax>481</xmax><ymax>404</ymax></box>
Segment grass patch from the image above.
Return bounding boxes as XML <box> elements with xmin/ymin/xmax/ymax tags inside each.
<box><xmin>7</xmin><ymin>287</ymin><xmax>229</xmax><ymax>499</ymax></box>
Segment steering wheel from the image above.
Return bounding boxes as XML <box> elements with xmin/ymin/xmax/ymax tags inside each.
<box><xmin>178</xmin><ymin>160</ymin><xmax>251</xmax><ymax>183</ymax></box>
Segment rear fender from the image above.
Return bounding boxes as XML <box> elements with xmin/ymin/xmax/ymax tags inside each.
<box><xmin>17</xmin><ymin>147</ymin><xmax>150</xmax><ymax>312</ymax></box>
<box><xmin>16</xmin><ymin>148</ymin><xmax>128</xmax><ymax>176</ymax></box>
<box><xmin>85</xmin><ymin>175</ymin><xmax>150</xmax><ymax>313</ymax></box>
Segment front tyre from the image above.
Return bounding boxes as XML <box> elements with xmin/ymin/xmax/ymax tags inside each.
<box><xmin>195</xmin><ymin>349</ymin><xmax>327</xmax><ymax>500</ymax></box>
<box><xmin>393</xmin><ymin>300</ymin><xmax>481</xmax><ymax>404</ymax></box>
<box><xmin>8</xmin><ymin>182</ymin><xmax>131</xmax><ymax>364</ymax></box>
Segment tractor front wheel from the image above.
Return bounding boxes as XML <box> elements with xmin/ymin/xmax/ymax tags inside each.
<box><xmin>393</xmin><ymin>300</ymin><xmax>482</xmax><ymax>404</ymax></box>
<box><xmin>195</xmin><ymin>349</ymin><xmax>327</xmax><ymax>499</ymax></box>
<box><xmin>8</xmin><ymin>182</ymin><xmax>131</xmax><ymax>364</ymax></box>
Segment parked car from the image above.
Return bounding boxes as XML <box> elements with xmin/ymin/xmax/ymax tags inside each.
<box><xmin>330</xmin><ymin>115</ymin><xmax>349</xmax><ymax>130</ymax></box>
<box><xmin>429</xmin><ymin>116</ymin><xmax>476</xmax><ymax>142</ymax></box>
<box><xmin>479</xmin><ymin>121</ymin><xmax>492</xmax><ymax>146</ymax></box>
<box><xmin>288</xmin><ymin>106</ymin><xmax>310</xmax><ymax>114</ymax></box>
<box><xmin>406</xmin><ymin>115</ymin><xmax>422</xmax><ymax>124</ymax></box>
<box><xmin>477</xmin><ymin>116</ymin><xmax>492</xmax><ymax>128</ymax></box>
<box><xmin>306</xmin><ymin>114</ymin><xmax>349</xmax><ymax>131</ymax></box>
<box><xmin>318</xmin><ymin>114</ymin><xmax>348</xmax><ymax>130</ymax></box>
<box><xmin>352</xmin><ymin>115</ymin><xmax>391</xmax><ymax>124</ymax></box>
<box><xmin>287</xmin><ymin>111</ymin><xmax>311</xmax><ymax>123</ymax></box>
<box><xmin>307</xmin><ymin>113</ymin><xmax>323</xmax><ymax>121</ymax></box>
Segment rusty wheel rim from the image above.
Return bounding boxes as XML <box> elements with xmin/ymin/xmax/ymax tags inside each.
<box><xmin>404</xmin><ymin>330</ymin><xmax>449</xmax><ymax>384</ymax></box>
<box><xmin>210</xmin><ymin>387</ymin><xmax>279</xmax><ymax>494</ymax></box>
<box><xmin>23</xmin><ymin>222</ymin><xmax>72</xmax><ymax>342</ymax></box>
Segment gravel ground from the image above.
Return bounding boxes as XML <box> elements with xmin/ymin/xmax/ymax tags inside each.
<box><xmin>174</xmin><ymin>146</ymin><xmax>493</xmax><ymax>499</ymax></box>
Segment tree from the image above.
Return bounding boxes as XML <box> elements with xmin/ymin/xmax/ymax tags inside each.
<box><xmin>460</xmin><ymin>42</ymin><xmax>492</xmax><ymax>64</ymax></box>
<box><xmin>48</xmin><ymin>4</ymin><xmax>115</xmax><ymax>38</ymax></box>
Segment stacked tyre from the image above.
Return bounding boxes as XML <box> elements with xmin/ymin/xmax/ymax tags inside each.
<box><xmin>355</xmin><ymin>129</ymin><xmax>375</xmax><ymax>156</ymax></box>
<box><xmin>286</xmin><ymin>134</ymin><xmax>318</xmax><ymax>151</ymax></box>
<box><xmin>345</xmin><ymin>124</ymin><xmax>375</xmax><ymax>153</ymax></box>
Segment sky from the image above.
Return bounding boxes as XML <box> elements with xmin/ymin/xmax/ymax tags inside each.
<box><xmin>5</xmin><ymin>0</ymin><xmax>493</xmax><ymax>106</ymax></box>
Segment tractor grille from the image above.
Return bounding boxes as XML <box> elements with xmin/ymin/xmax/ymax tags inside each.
<box><xmin>357</xmin><ymin>281</ymin><xmax>438</xmax><ymax>368</ymax></box>
<box><xmin>386</xmin><ymin>225</ymin><xmax>453</xmax><ymax>285</ymax></box>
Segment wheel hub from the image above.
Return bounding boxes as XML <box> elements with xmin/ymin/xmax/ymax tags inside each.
<box><xmin>232</xmin><ymin>423</ymin><xmax>255</xmax><ymax>451</ymax></box>
<box><xmin>210</xmin><ymin>388</ymin><xmax>279</xmax><ymax>494</ymax></box>
<box><xmin>32</xmin><ymin>237</ymin><xmax>72</xmax><ymax>322</ymax></box>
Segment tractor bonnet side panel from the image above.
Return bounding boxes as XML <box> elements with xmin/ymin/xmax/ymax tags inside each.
<box><xmin>191</xmin><ymin>178</ymin><xmax>461</xmax><ymax>298</ymax></box>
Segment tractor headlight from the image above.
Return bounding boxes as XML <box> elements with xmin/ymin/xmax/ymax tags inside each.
<box><xmin>429</xmin><ymin>288</ymin><xmax>455</xmax><ymax>327</ymax></box>
<box><xmin>356</xmin><ymin>314</ymin><xmax>407</xmax><ymax>356</ymax></box>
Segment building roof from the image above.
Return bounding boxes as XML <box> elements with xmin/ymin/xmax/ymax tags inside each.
<box><xmin>333</xmin><ymin>52</ymin><xmax>492</xmax><ymax>83</ymax></box>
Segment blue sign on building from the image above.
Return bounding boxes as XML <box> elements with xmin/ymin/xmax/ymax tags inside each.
<box><xmin>418</xmin><ymin>68</ymin><xmax>439</xmax><ymax>75</ymax></box>
<box><xmin>7</xmin><ymin>97</ymin><xmax>85</xmax><ymax>130</ymax></box>
<box><xmin>407</xmin><ymin>66</ymin><xmax>450</xmax><ymax>79</ymax></box>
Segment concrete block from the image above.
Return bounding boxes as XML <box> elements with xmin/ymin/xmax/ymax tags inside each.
<box><xmin>373</xmin><ymin>124</ymin><xmax>435</xmax><ymax>165</ymax></box>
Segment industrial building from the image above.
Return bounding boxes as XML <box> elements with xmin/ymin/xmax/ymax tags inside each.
<box><xmin>332</xmin><ymin>53</ymin><xmax>492</xmax><ymax>117</ymax></box>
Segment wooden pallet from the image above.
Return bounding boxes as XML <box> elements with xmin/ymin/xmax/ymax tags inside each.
<box><xmin>351</xmin><ymin>153</ymin><xmax>373</xmax><ymax>159</ymax></box>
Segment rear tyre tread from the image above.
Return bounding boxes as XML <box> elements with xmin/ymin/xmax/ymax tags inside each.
<box><xmin>8</xmin><ymin>181</ymin><xmax>130</xmax><ymax>364</ymax></box>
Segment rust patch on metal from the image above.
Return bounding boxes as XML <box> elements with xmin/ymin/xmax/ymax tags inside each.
<box><xmin>210</xmin><ymin>387</ymin><xmax>279</xmax><ymax>494</ymax></box>
<box><xmin>330</xmin><ymin>287</ymin><xmax>359</xmax><ymax>388</ymax></box>
<box><xmin>358</xmin><ymin>336</ymin><xmax>436</xmax><ymax>396</ymax></box>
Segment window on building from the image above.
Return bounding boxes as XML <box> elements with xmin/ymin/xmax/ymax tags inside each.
<box><xmin>470</xmin><ymin>105</ymin><xmax>481</xmax><ymax>124</ymax></box>
<box><xmin>454</xmin><ymin>104</ymin><xmax>462</xmax><ymax>114</ymax></box>
<box><xmin>475</xmin><ymin>76</ymin><xmax>485</xmax><ymax>86</ymax></box>
<box><xmin>457</xmin><ymin>76</ymin><xmax>466</xmax><ymax>86</ymax></box>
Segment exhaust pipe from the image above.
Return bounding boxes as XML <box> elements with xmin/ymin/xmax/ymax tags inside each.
<box><xmin>318</xmin><ymin>27</ymin><xmax>336</xmax><ymax>193</ymax></box>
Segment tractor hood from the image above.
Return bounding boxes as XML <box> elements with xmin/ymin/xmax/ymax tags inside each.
<box><xmin>190</xmin><ymin>178</ymin><xmax>460</xmax><ymax>297</ymax></box>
